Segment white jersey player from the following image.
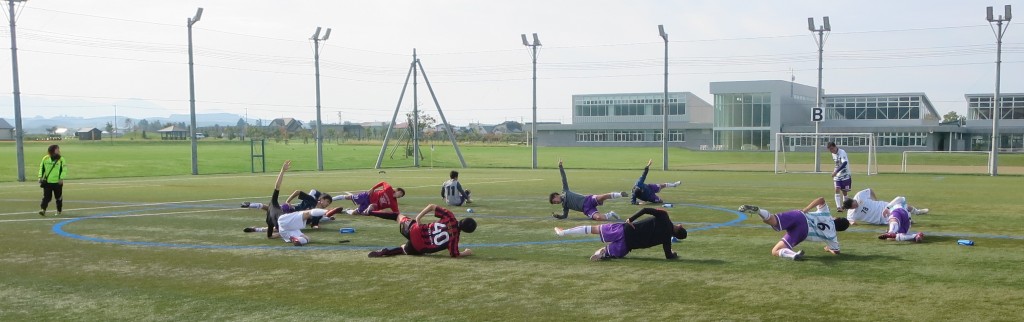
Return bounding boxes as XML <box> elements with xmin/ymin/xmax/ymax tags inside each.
<box><xmin>441</xmin><ymin>170</ymin><xmax>472</xmax><ymax>206</ymax></box>
<box><xmin>278</xmin><ymin>208</ymin><xmax>328</xmax><ymax>246</ymax></box>
<box><xmin>828</xmin><ymin>142</ymin><xmax>852</xmax><ymax>211</ymax></box>
<box><xmin>739</xmin><ymin>197</ymin><xmax>849</xmax><ymax>261</ymax></box>
<box><xmin>842</xmin><ymin>188</ymin><xmax>929</xmax><ymax>225</ymax></box>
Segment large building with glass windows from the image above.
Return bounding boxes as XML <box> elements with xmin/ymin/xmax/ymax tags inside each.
<box><xmin>965</xmin><ymin>93</ymin><xmax>1024</xmax><ymax>151</ymax></box>
<box><xmin>533</xmin><ymin>81</ymin><xmax>1023</xmax><ymax>152</ymax></box>
<box><xmin>533</xmin><ymin>92</ymin><xmax>714</xmax><ymax>149</ymax></box>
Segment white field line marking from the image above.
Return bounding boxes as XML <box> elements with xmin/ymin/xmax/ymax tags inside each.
<box><xmin>0</xmin><ymin>208</ymin><xmax>238</xmax><ymax>223</ymax></box>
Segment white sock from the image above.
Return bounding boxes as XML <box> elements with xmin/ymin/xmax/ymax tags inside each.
<box><xmin>296</xmin><ymin>236</ymin><xmax>309</xmax><ymax>245</ymax></box>
<box><xmin>667</xmin><ymin>181</ymin><xmax>681</xmax><ymax>188</ymax></box>
<box><xmin>896</xmin><ymin>233</ymin><xmax>917</xmax><ymax>241</ymax></box>
<box><xmin>561</xmin><ymin>226</ymin><xmax>591</xmax><ymax>236</ymax></box>
<box><xmin>249</xmin><ymin>202</ymin><xmax>264</xmax><ymax>209</ymax></box>
<box><xmin>609</xmin><ymin>192</ymin><xmax>623</xmax><ymax>199</ymax></box>
<box><xmin>757</xmin><ymin>209</ymin><xmax>772</xmax><ymax>221</ymax></box>
<box><xmin>834</xmin><ymin>194</ymin><xmax>843</xmax><ymax>209</ymax></box>
<box><xmin>778</xmin><ymin>248</ymin><xmax>797</xmax><ymax>259</ymax></box>
<box><xmin>253</xmin><ymin>227</ymin><xmax>268</xmax><ymax>232</ymax></box>
<box><xmin>888</xmin><ymin>221</ymin><xmax>900</xmax><ymax>235</ymax></box>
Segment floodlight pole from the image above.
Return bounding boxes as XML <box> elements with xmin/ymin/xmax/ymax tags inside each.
<box><xmin>659</xmin><ymin>25</ymin><xmax>669</xmax><ymax>171</ymax></box>
<box><xmin>187</xmin><ymin>7</ymin><xmax>203</xmax><ymax>175</ymax></box>
<box><xmin>311</xmin><ymin>26</ymin><xmax>331</xmax><ymax>171</ymax></box>
<box><xmin>809</xmin><ymin>16</ymin><xmax>830</xmax><ymax>173</ymax></box>
<box><xmin>522</xmin><ymin>33</ymin><xmax>541</xmax><ymax>169</ymax></box>
<box><xmin>6</xmin><ymin>0</ymin><xmax>26</xmax><ymax>181</ymax></box>
<box><xmin>987</xmin><ymin>5</ymin><xmax>1011</xmax><ymax>176</ymax></box>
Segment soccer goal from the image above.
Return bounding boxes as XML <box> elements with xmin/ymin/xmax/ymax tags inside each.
<box><xmin>901</xmin><ymin>150</ymin><xmax>991</xmax><ymax>174</ymax></box>
<box><xmin>775</xmin><ymin>132</ymin><xmax>877</xmax><ymax>175</ymax></box>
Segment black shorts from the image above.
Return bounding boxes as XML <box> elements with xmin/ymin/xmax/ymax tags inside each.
<box><xmin>398</xmin><ymin>218</ymin><xmax>423</xmax><ymax>255</ymax></box>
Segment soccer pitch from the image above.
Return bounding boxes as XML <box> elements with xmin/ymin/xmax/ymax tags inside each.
<box><xmin>1</xmin><ymin>153</ymin><xmax>1022</xmax><ymax>320</ymax></box>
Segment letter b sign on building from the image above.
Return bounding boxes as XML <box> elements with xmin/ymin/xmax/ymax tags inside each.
<box><xmin>811</xmin><ymin>107</ymin><xmax>824</xmax><ymax>122</ymax></box>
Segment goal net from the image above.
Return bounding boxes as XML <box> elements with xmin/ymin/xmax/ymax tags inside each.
<box><xmin>901</xmin><ymin>151</ymin><xmax>991</xmax><ymax>174</ymax></box>
<box><xmin>775</xmin><ymin>133</ymin><xmax>877</xmax><ymax>175</ymax></box>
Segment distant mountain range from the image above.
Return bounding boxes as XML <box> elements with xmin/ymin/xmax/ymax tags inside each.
<box><xmin>5</xmin><ymin>113</ymin><xmax>246</xmax><ymax>134</ymax></box>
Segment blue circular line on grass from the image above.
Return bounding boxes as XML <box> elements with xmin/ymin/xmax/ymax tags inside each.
<box><xmin>52</xmin><ymin>203</ymin><xmax>748</xmax><ymax>250</ymax></box>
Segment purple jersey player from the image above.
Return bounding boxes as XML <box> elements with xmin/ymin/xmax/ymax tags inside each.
<box><xmin>549</xmin><ymin>160</ymin><xmax>628</xmax><ymax>221</ymax></box>
<box><xmin>631</xmin><ymin>159</ymin><xmax>681</xmax><ymax>205</ymax></box>
<box><xmin>739</xmin><ymin>197</ymin><xmax>850</xmax><ymax>261</ymax></box>
<box><xmin>554</xmin><ymin>208</ymin><xmax>687</xmax><ymax>261</ymax></box>
<box><xmin>877</xmin><ymin>207</ymin><xmax>924</xmax><ymax>242</ymax></box>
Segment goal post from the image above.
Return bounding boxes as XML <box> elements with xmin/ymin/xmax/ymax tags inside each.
<box><xmin>775</xmin><ymin>132</ymin><xmax>877</xmax><ymax>175</ymax></box>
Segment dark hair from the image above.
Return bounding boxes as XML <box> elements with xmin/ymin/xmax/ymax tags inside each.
<box><xmin>395</xmin><ymin>188</ymin><xmax>405</xmax><ymax>197</ymax></box>
<box><xmin>47</xmin><ymin>144</ymin><xmax>60</xmax><ymax>156</ymax></box>
<box><xmin>459</xmin><ymin>217</ymin><xmax>477</xmax><ymax>233</ymax></box>
<box><xmin>833</xmin><ymin>217</ymin><xmax>850</xmax><ymax>231</ymax></box>
<box><xmin>673</xmin><ymin>225</ymin><xmax>688</xmax><ymax>240</ymax></box>
<box><xmin>827</xmin><ymin>142</ymin><xmax>837</xmax><ymax>148</ymax></box>
<box><xmin>450</xmin><ymin>170</ymin><xmax>459</xmax><ymax>179</ymax></box>
<box><xmin>548</xmin><ymin>192</ymin><xmax>560</xmax><ymax>204</ymax></box>
<box><xmin>319</xmin><ymin>194</ymin><xmax>333</xmax><ymax>202</ymax></box>
<box><xmin>842</xmin><ymin>198</ymin><xmax>854</xmax><ymax>210</ymax></box>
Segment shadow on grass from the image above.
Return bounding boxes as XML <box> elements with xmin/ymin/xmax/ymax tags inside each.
<box><xmin>808</xmin><ymin>252</ymin><xmax>900</xmax><ymax>264</ymax></box>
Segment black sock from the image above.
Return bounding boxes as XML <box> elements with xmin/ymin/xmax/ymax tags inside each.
<box><xmin>382</xmin><ymin>247</ymin><xmax>405</xmax><ymax>256</ymax></box>
<box><xmin>369</xmin><ymin>211</ymin><xmax>399</xmax><ymax>221</ymax></box>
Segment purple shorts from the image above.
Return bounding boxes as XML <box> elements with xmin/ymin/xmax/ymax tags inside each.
<box><xmin>834</xmin><ymin>178</ymin><xmax>852</xmax><ymax>192</ymax></box>
<box><xmin>889</xmin><ymin>208</ymin><xmax>912</xmax><ymax>234</ymax></box>
<box><xmin>776</xmin><ymin>210</ymin><xmax>808</xmax><ymax>249</ymax></box>
<box><xmin>582</xmin><ymin>195</ymin><xmax>601</xmax><ymax>218</ymax></box>
<box><xmin>351</xmin><ymin>192</ymin><xmax>371</xmax><ymax>213</ymax></box>
<box><xmin>599</xmin><ymin>223</ymin><xmax>629</xmax><ymax>258</ymax></box>
<box><xmin>280</xmin><ymin>203</ymin><xmax>295</xmax><ymax>214</ymax></box>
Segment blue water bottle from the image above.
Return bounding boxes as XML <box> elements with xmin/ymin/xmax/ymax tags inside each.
<box><xmin>339</xmin><ymin>227</ymin><xmax>356</xmax><ymax>234</ymax></box>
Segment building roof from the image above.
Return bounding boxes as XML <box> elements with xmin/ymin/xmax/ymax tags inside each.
<box><xmin>0</xmin><ymin>118</ymin><xmax>12</xmax><ymax>129</ymax></box>
<box><xmin>76</xmin><ymin>127</ymin><xmax>101</xmax><ymax>133</ymax></box>
<box><xmin>157</xmin><ymin>125</ymin><xmax>190</xmax><ymax>132</ymax></box>
<box><xmin>824</xmin><ymin>92</ymin><xmax>941</xmax><ymax>120</ymax></box>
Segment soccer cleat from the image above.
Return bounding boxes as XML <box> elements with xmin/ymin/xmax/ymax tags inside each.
<box><xmin>737</xmin><ymin>205</ymin><xmax>760</xmax><ymax>214</ymax></box>
<box><xmin>240</xmin><ymin>202</ymin><xmax>250</xmax><ymax>208</ymax></box>
<box><xmin>793</xmin><ymin>250</ymin><xmax>805</xmax><ymax>261</ymax></box>
<box><xmin>590</xmin><ymin>247</ymin><xmax>609</xmax><ymax>261</ymax></box>
<box><xmin>878</xmin><ymin>232</ymin><xmax>896</xmax><ymax>240</ymax></box>
<box><xmin>290</xmin><ymin>237</ymin><xmax>304</xmax><ymax>246</ymax></box>
<box><xmin>552</xmin><ymin>213</ymin><xmax>568</xmax><ymax>220</ymax></box>
<box><xmin>605</xmin><ymin>211</ymin><xmax>620</xmax><ymax>220</ymax></box>
<box><xmin>914</xmin><ymin>232</ymin><xmax>924</xmax><ymax>243</ymax></box>
<box><xmin>670</xmin><ymin>180</ymin><xmax>681</xmax><ymax>187</ymax></box>
<box><xmin>55</xmin><ymin>211</ymin><xmax>61</xmax><ymax>216</ymax></box>
<box><xmin>620</xmin><ymin>191</ymin><xmax>629</xmax><ymax>198</ymax></box>
<box><xmin>345</xmin><ymin>209</ymin><xmax>356</xmax><ymax>215</ymax></box>
<box><xmin>913</xmin><ymin>208</ymin><xmax>930</xmax><ymax>215</ymax></box>
<box><xmin>243</xmin><ymin>227</ymin><xmax>256</xmax><ymax>233</ymax></box>
<box><xmin>367</xmin><ymin>248</ymin><xmax>388</xmax><ymax>258</ymax></box>
<box><xmin>38</xmin><ymin>209</ymin><xmax>45</xmax><ymax>217</ymax></box>
<box><xmin>554</xmin><ymin>227</ymin><xmax>564</xmax><ymax>236</ymax></box>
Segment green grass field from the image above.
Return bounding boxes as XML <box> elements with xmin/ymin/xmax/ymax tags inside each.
<box><xmin>1</xmin><ymin>141</ymin><xmax>1022</xmax><ymax>321</ymax></box>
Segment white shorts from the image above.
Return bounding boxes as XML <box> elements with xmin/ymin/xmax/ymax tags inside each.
<box><xmin>278</xmin><ymin>212</ymin><xmax>306</xmax><ymax>242</ymax></box>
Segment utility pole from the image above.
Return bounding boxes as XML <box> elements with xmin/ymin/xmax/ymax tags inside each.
<box><xmin>311</xmin><ymin>26</ymin><xmax>331</xmax><ymax>171</ymax></box>
<box><xmin>808</xmin><ymin>16</ymin><xmax>830</xmax><ymax>173</ymax></box>
<box><xmin>986</xmin><ymin>5</ymin><xmax>1012</xmax><ymax>176</ymax></box>
<box><xmin>187</xmin><ymin>7</ymin><xmax>203</xmax><ymax>175</ymax></box>
<box><xmin>5</xmin><ymin>0</ymin><xmax>26</xmax><ymax>181</ymax></box>
<box><xmin>521</xmin><ymin>33</ymin><xmax>541</xmax><ymax>169</ymax></box>
<box><xmin>658</xmin><ymin>25</ymin><xmax>669</xmax><ymax>171</ymax></box>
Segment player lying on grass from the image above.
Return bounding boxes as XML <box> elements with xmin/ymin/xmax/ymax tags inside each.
<box><xmin>842</xmin><ymin>188</ymin><xmax>929</xmax><ymax>225</ymax></box>
<box><xmin>631</xmin><ymin>159</ymin><xmax>681</xmax><ymax>205</ymax></box>
<box><xmin>277</xmin><ymin>207</ymin><xmax>328</xmax><ymax>246</ymax></box>
<box><xmin>324</xmin><ymin>181</ymin><xmax>405</xmax><ymax>219</ymax></box>
<box><xmin>555</xmin><ymin>207</ymin><xmax>687</xmax><ymax>261</ymax></box>
<box><xmin>739</xmin><ymin>197</ymin><xmax>850</xmax><ymax>261</ymax></box>
<box><xmin>241</xmin><ymin>189</ymin><xmax>333</xmax><ymax>228</ymax></box>
<box><xmin>549</xmin><ymin>160</ymin><xmax>627</xmax><ymax>221</ymax></box>
<box><xmin>242</xmin><ymin>161</ymin><xmax>332</xmax><ymax>235</ymax></box>
<box><xmin>877</xmin><ymin>206</ymin><xmax>924</xmax><ymax>243</ymax></box>
<box><xmin>366</xmin><ymin>204</ymin><xmax>476</xmax><ymax>258</ymax></box>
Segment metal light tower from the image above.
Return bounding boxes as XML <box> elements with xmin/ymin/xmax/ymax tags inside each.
<box><xmin>658</xmin><ymin>25</ymin><xmax>669</xmax><ymax>171</ymax></box>
<box><xmin>522</xmin><ymin>33</ymin><xmax>541</xmax><ymax>169</ymax></box>
<box><xmin>987</xmin><ymin>5</ymin><xmax>1011</xmax><ymax>176</ymax></box>
<box><xmin>187</xmin><ymin>7</ymin><xmax>203</xmax><ymax>175</ymax></box>
<box><xmin>808</xmin><ymin>16</ymin><xmax>830</xmax><ymax>173</ymax></box>
<box><xmin>5</xmin><ymin>0</ymin><xmax>26</xmax><ymax>181</ymax></box>
<box><xmin>311</xmin><ymin>26</ymin><xmax>331</xmax><ymax>171</ymax></box>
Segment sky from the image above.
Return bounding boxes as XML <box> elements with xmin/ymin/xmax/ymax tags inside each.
<box><xmin>0</xmin><ymin>0</ymin><xmax>1021</xmax><ymax>126</ymax></box>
